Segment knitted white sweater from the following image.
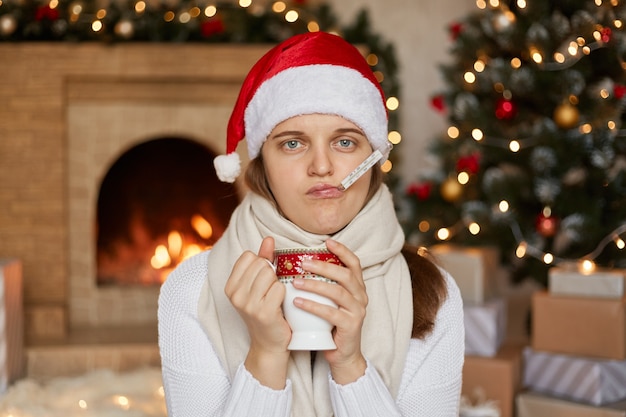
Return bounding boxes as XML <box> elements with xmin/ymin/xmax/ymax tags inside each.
<box><xmin>158</xmin><ymin>251</ymin><xmax>464</xmax><ymax>416</ymax></box>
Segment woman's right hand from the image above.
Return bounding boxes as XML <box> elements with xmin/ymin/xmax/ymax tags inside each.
<box><xmin>224</xmin><ymin>236</ymin><xmax>291</xmax><ymax>389</ymax></box>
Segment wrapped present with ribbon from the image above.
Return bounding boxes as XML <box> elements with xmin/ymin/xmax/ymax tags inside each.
<box><xmin>430</xmin><ymin>244</ymin><xmax>502</xmax><ymax>304</ymax></box>
<box><xmin>523</xmin><ymin>347</ymin><xmax>626</xmax><ymax>406</ymax></box>
<box><xmin>532</xmin><ymin>291</ymin><xmax>626</xmax><ymax>360</ymax></box>
<box><xmin>549</xmin><ymin>266</ymin><xmax>625</xmax><ymax>299</ymax></box>
<box><xmin>464</xmin><ymin>297</ymin><xmax>507</xmax><ymax>357</ymax></box>
<box><xmin>517</xmin><ymin>391</ymin><xmax>626</xmax><ymax>417</ymax></box>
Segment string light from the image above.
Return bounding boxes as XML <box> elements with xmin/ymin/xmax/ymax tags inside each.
<box><xmin>464</xmin><ymin>71</ymin><xmax>476</xmax><ymax>84</ymax></box>
<box><xmin>471</xmin><ymin>128</ymin><xmax>484</xmax><ymax>141</ymax></box>
<box><xmin>386</xmin><ymin>96</ymin><xmax>400</xmax><ymax>111</ymax></box>
<box><xmin>416</xmin><ymin>214</ymin><xmax>626</xmax><ymax>270</ymax></box>
<box><xmin>448</xmin><ymin>126</ymin><xmax>460</xmax><ymax>139</ymax></box>
<box><xmin>580</xmin><ymin>259</ymin><xmax>597</xmax><ymax>274</ymax></box>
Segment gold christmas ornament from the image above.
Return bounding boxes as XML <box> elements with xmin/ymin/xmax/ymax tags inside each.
<box><xmin>440</xmin><ymin>177</ymin><xmax>463</xmax><ymax>202</ymax></box>
<box><xmin>553</xmin><ymin>102</ymin><xmax>580</xmax><ymax>129</ymax></box>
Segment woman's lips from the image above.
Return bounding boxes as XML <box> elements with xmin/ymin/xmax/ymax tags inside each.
<box><xmin>306</xmin><ymin>183</ymin><xmax>343</xmax><ymax>198</ymax></box>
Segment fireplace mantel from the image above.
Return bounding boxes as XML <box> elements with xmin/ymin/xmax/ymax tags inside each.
<box><xmin>0</xmin><ymin>43</ymin><xmax>271</xmax><ymax>341</ymax></box>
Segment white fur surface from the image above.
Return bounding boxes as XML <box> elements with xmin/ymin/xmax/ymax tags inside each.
<box><xmin>0</xmin><ymin>368</ymin><xmax>166</xmax><ymax>417</ymax></box>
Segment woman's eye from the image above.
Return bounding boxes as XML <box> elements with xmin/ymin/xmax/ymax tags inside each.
<box><xmin>284</xmin><ymin>140</ymin><xmax>300</xmax><ymax>149</ymax></box>
<box><xmin>338</xmin><ymin>139</ymin><xmax>354</xmax><ymax>148</ymax></box>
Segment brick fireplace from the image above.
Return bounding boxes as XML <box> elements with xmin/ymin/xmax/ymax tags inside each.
<box><xmin>0</xmin><ymin>43</ymin><xmax>270</xmax><ymax>344</ymax></box>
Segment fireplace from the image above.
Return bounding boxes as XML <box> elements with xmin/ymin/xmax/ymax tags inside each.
<box><xmin>95</xmin><ymin>136</ymin><xmax>239</xmax><ymax>286</ymax></box>
<box><xmin>66</xmin><ymin>60</ymin><xmax>254</xmax><ymax>329</ymax></box>
<box><xmin>0</xmin><ymin>43</ymin><xmax>270</xmax><ymax>340</ymax></box>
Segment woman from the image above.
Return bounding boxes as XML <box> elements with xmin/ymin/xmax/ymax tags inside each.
<box><xmin>158</xmin><ymin>31</ymin><xmax>464</xmax><ymax>416</ymax></box>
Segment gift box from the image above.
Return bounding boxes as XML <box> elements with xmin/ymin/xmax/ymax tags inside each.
<box><xmin>549</xmin><ymin>267</ymin><xmax>625</xmax><ymax>299</ymax></box>
<box><xmin>463</xmin><ymin>344</ymin><xmax>524</xmax><ymax>417</ymax></box>
<box><xmin>523</xmin><ymin>347</ymin><xmax>626</xmax><ymax>405</ymax></box>
<box><xmin>464</xmin><ymin>297</ymin><xmax>506</xmax><ymax>357</ymax></box>
<box><xmin>532</xmin><ymin>291</ymin><xmax>626</xmax><ymax>360</ymax></box>
<box><xmin>517</xmin><ymin>391</ymin><xmax>626</xmax><ymax>417</ymax></box>
<box><xmin>0</xmin><ymin>259</ymin><xmax>24</xmax><ymax>392</ymax></box>
<box><xmin>430</xmin><ymin>244</ymin><xmax>501</xmax><ymax>304</ymax></box>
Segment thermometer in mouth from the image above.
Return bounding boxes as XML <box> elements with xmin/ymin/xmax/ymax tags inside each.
<box><xmin>337</xmin><ymin>142</ymin><xmax>393</xmax><ymax>191</ymax></box>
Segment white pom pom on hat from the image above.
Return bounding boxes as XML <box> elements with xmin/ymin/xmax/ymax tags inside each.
<box><xmin>213</xmin><ymin>31</ymin><xmax>389</xmax><ymax>183</ymax></box>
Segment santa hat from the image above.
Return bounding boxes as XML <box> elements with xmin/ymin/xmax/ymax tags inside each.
<box><xmin>214</xmin><ymin>31</ymin><xmax>390</xmax><ymax>183</ymax></box>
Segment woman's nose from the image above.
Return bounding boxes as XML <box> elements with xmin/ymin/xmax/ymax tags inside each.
<box><xmin>307</xmin><ymin>146</ymin><xmax>334</xmax><ymax>177</ymax></box>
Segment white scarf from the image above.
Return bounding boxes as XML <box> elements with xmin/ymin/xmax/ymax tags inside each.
<box><xmin>198</xmin><ymin>185</ymin><xmax>412</xmax><ymax>417</ymax></box>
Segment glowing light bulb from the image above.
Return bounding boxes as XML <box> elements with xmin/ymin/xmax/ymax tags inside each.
<box><xmin>471</xmin><ymin>128</ymin><xmax>484</xmax><ymax>141</ymax></box>
<box><xmin>568</xmin><ymin>41</ymin><xmax>578</xmax><ymax>56</ymax></box>
<box><xmin>179</xmin><ymin>11</ymin><xmax>190</xmax><ymax>23</ymax></box>
<box><xmin>543</xmin><ymin>253</ymin><xmax>554</xmax><ymax>264</ymax></box>
<box><xmin>448</xmin><ymin>126</ymin><xmax>460</xmax><ymax>139</ymax></box>
<box><xmin>307</xmin><ymin>21</ymin><xmax>320</xmax><ymax>32</ymax></box>
<box><xmin>464</xmin><ymin>71</ymin><xmax>476</xmax><ymax>83</ymax></box>
<box><xmin>457</xmin><ymin>172</ymin><xmax>470</xmax><ymax>184</ymax></box>
<box><xmin>437</xmin><ymin>228</ymin><xmax>451</xmax><ymax>240</ymax></box>
<box><xmin>468</xmin><ymin>222</ymin><xmax>480</xmax><ymax>235</ymax></box>
<box><xmin>509</xmin><ymin>140</ymin><xmax>520</xmax><ymax>152</ymax></box>
<box><xmin>366</xmin><ymin>54</ymin><xmax>378</xmax><ymax>66</ymax></box>
<box><xmin>474</xmin><ymin>60</ymin><xmax>486</xmax><ymax>72</ymax></box>
<box><xmin>285</xmin><ymin>10</ymin><xmax>298</xmax><ymax>22</ymax></box>
<box><xmin>516</xmin><ymin>242</ymin><xmax>527</xmax><ymax>258</ymax></box>
<box><xmin>498</xmin><ymin>200</ymin><xmax>509</xmax><ymax>212</ymax></box>
<box><xmin>386</xmin><ymin>96</ymin><xmax>399</xmax><ymax>111</ymax></box>
<box><xmin>615</xmin><ymin>236</ymin><xmax>625</xmax><ymax>250</ymax></box>
<box><xmin>388</xmin><ymin>130</ymin><xmax>402</xmax><ymax>144</ymax></box>
<box><xmin>272</xmin><ymin>1</ymin><xmax>286</xmax><ymax>12</ymax></box>
<box><xmin>205</xmin><ymin>5</ymin><xmax>216</xmax><ymax>17</ymax></box>
<box><xmin>579</xmin><ymin>259</ymin><xmax>596</xmax><ymax>274</ymax></box>
<box><xmin>381</xmin><ymin>159</ymin><xmax>392</xmax><ymax>173</ymax></box>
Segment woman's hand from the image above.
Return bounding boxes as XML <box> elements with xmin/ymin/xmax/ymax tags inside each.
<box><xmin>293</xmin><ymin>238</ymin><xmax>368</xmax><ymax>384</ymax></box>
<box><xmin>225</xmin><ymin>236</ymin><xmax>291</xmax><ymax>389</ymax></box>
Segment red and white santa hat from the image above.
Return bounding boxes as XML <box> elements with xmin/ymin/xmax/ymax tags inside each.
<box><xmin>214</xmin><ymin>31</ymin><xmax>390</xmax><ymax>183</ymax></box>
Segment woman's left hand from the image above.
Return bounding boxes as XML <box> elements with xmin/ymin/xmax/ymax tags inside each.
<box><xmin>293</xmin><ymin>238</ymin><xmax>368</xmax><ymax>384</ymax></box>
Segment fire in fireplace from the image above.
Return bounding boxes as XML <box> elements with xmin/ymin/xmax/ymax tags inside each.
<box><xmin>96</xmin><ymin>137</ymin><xmax>239</xmax><ymax>286</ymax></box>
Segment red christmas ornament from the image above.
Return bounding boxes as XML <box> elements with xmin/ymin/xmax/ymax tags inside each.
<box><xmin>406</xmin><ymin>181</ymin><xmax>432</xmax><ymax>201</ymax></box>
<box><xmin>35</xmin><ymin>5</ymin><xmax>60</xmax><ymax>21</ymax></box>
<box><xmin>456</xmin><ymin>152</ymin><xmax>481</xmax><ymax>174</ymax></box>
<box><xmin>535</xmin><ymin>212</ymin><xmax>559</xmax><ymax>237</ymax></box>
<box><xmin>201</xmin><ymin>17</ymin><xmax>225</xmax><ymax>38</ymax></box>
<box><xmin>495</xmin><ymin>98</ymin><xmax>516</xmax><ymax>120</ymax></box>
<box><xmin>430</xmin><ymin>95</ymin><xmax>446</xmax><ymax>113</ymax></box>
<box><xmin>449</xmin><ymin>22</ymin><xmax>463</xmax><ymax>40</ymax></box>
<box><xmin>601</xmin><ymin>27</ymin><xmax>612</xmax><ymax>43</ymax></box>
<box><xmin>614</xmin><ymin>84</ymin><xmax>626</xmax><ymax>100</ymax></box>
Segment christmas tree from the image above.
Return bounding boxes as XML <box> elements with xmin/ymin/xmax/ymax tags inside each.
<box><xmin>401</xmin><ymin>0</ymin><xmax>626</xmax><ymax>285</ymax></box>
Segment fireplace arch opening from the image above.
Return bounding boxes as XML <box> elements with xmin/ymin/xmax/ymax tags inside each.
<box><xmin>96</xmin><ymin>137</ymin><xmax>239</xmax><ymax>286</ymax></box>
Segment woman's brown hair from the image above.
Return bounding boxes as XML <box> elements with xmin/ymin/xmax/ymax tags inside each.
<box><xmin>402</xmin><ymin>244</ymin><xmax>448</xmax><ymax>339</ymax></box>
